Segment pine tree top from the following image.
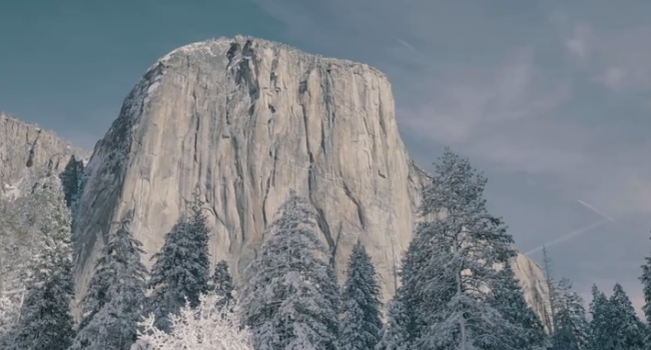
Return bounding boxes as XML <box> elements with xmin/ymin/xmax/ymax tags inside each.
<box><xmin>639</xmin><ymin>237</ymin><xmax>651</xmax><ymax>323</ymax></box>
<box><xmin>239</xmin><ymin>191</ymin><xmax>340</xmax><ymax>350</ymax></box>
<box><xmin>340</xmin><ymin>242</ymin><xmax>383</xmax><ymax>350</ymax></box>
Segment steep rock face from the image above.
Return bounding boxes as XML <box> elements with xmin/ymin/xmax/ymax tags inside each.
<box><xmin>0</xmin><ymin>113</ymin><xmax>89</xmax><ymax>198</ymax></box>
<box><xmin>72</xmin><ymin>36</ymin><xmax>550</xmax><ymax>321</ymax></box>
<box><xmin>511</xmin><ymin>253</ymin><xmax>553</xmax><ymax>331</ymax></box>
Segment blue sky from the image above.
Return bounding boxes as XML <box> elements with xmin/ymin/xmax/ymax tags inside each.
<box><xmin>2</xmin><ymin>0</ymin><xmax>651</xmax><ymax>310</ymax></box>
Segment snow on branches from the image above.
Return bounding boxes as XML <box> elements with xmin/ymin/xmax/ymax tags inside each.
<box><xmin>133</xmin><ymin>293</ymin><xmax>252</xmax><ymax>350</ymax></box>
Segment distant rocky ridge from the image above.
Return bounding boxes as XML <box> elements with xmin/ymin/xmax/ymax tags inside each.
<box><xmin>0</xmin><ymin>113</ymin><xmax>89</xmax><ymax>201</ymax></box>
<box><xmin>0</xmin><ymin>36</ymin><xmax>552</xmax><ymax>330</ymax></box>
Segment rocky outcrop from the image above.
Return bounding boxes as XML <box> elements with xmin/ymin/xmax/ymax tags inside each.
<box><xmin>511</xmin><ymin>252</ymin><xmax>553</xmax><ymax>331</ymax></box>
<box><xmin>0</xmin><ymin>113</ymin><xmax>89</xmax><ymax>199</ymax></box>
<box><xmin>72</xmin><ymin>36</ymin><xmax>551</xmax><ymax>323</ymax></box>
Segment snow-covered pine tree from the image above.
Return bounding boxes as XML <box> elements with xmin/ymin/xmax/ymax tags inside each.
<box><xmin>605</xmin><ymin>283</ymin><xmax>646</xmax><ymax>350</ymax></box>
<box><xmin>69</xmin><ymin>210</ymin><xmax>148</xmax><ymax>350</ymax></box>
<box><xmin>548</xmin><ymin>278</ymin><xmax>588</xmax><ymax>350</ymax></box>
<box><xmin>375</xmin><ymin>298</ymin><xmax>411</xmax><ymax>350</ymax></box>
<box><xmin>133</xmin><ymin>293</ymin><xmax>253</xmax><ymax>350</ymax></box>
<box><xmin>239</xmin><ymin>191</ymin><xmax>340</xmax><ymax>350</ymax></box>
<box><xmin>399</xmin><ymin>148</ymin><xmax>517</xmax><ymax>350</ymax></box>
<box><xmin>145</xmin><ymin>197</ymin><xmax>212</xmax><ymax>331</ymax></box>
<box><xmin>338</xmin><ymin>242</ymin><xmax>383</xmax><ymax>350</ymax></box>
<box><xmin>211</xmin><ymin>260</ymin><xmax>236</xmax><ymax>311</ymax></box>
<box><xmin>488</xmin><ymin>262</ymin><xmax>548</xmax><ymax>350</ymax></box>
<box><xmin>640</xmin><ymin>234</ymin><xmax>651</xmax><ymax>324</ymax></box>
<box><xmin>587</xmin><ymin>285</ymin><xmax>612</xmax><ymax>350</ymax></box>
<box><xmin>379</xmin><ymin>218</ymin><xmax>455</xmax><ymax>349</ymax></box>
<box><xmin>0</xmin><ymin>183</ymin><xmax>58</xmax><ymax>340</ymax></box>
<box><xmin>6</xmin><ymin>180</ymin><xmax>75</xmax><ymax>350</ymax></box>
<box><xmin>0</xmin><ymin>200</ymin><xmax>24</xmax><ymax>339</ymax></box>
<box><xmin>639</xmin><ymin>233</ymin><xmax>651</xmax><ymax>348</ymax></box>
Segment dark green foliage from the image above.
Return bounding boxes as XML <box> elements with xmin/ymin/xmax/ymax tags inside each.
<box><xmin>339</xmin><ymin>242</ymin><xmax>383</xmax><ymax>350</ymax></box>
<box><xmin>549</xmin><ymin>279</ymin><xmax>589</xmax><ymax>350</ymax></box>
<box><xmin>376</xmin><ymin>298</ymin><xmax>412</xmax><ymax>350</ymax></box>
<box><xmin>145</xmin><ymin>198</ymin><xmax>211</xmax><ymax>331</ymax></box>
<box><xmin>489</xmin><ymin>263</ymin><xmax>548</xmax><ymax>350</ymax></box>
<box><xmin>211</xmin><ymin>259</ymin><xmax>236</xmax><ymax>311</ymax></box>
<box><xmin>585</xmin><ymin>284</ymin><xmax>648</xmax><ymax>350</ymax></box>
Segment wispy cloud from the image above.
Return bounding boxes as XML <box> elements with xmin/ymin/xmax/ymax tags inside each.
<box><xmin>557</xmin><ymin>19</ymin><xmax>651</xmax><ymax>92</ymax></box>
<box><xmin>397</xmin><ymin>47</ymin><xmax>651</xmax><ymax>218</ymax></box>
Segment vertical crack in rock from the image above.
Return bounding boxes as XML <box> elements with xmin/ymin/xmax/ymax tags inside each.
<box><xmin>191</xmin><ymin>90</ymin><xmax>201</xmax><ymax>166</ymax></box>
<box><xmin>320</xmin><ymin>123</ymin><xmax>327</xmax><ymax>156</ymax></box>
<box><xmin>230</xmin><ymin>136</ymin><xmax>246</xmax><ymax>244</ymax></box>
<box><xmin>269</xmin><ymin>46</ymin><xmax>280</xmax><ymax>92</ymax></box>
<box><xmin>303</xmin><ymin>115</ymin><xmax>335</xmax><ymax>258</ymax></box>
<box><xmin>270</xmin><ymin>147</ymin><xmax>278</xmax><ymax>186</ymax></box>
<box><xmin>226</xmin><ymin>41</ymin><xmax>241</xmax><ymax>66</ymax></box>
<box><xmin>235</xmin><ymin>39</ymin><xmax>260</xmax><ymax>102</ymax></box>
<box><xmin>25</xmin><ymin>129</ymin><xmax>42</xmax><ymax>168</ymax></box>
<box><xmin>378</xmin><ymin>96</ymin><xmax>388</xmax><ymax>137</ymax></box>
<box><xmin>299</xmin><ymin>73</ymin><xmax>336</xmax><ymax>264</ymax></box>
<box><xmin>262</xmin><ymin>176</ymin><xmax>271</xmax><ymax>227</ymax></box>
<box><xmin>343</xmin><ymin>183</ymin><xmax>366</xmax><ymax>230</ymax></box>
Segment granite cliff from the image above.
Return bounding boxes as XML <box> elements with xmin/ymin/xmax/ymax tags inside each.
<box><xmin>0</xmin><ymin>113</ymin><xmax>88</xmax><ymax>200</ymax></box>
<box><xmin>69</xmin><ymin>36</ymin><xmax>551</xmax><ymax>326</ymax></box>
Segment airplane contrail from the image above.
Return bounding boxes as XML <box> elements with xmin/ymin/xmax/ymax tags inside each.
<box><xmin>396</xmin><ymin>39</ymin><xmax>420</xmax><ymax>54</ymax></box>
<box><xmin>525</xmin><ymin>218</ymin><xmax>611</xmax><ymax>255</ymax></box>
<box><xmin>577</xmin><ymin>199</ymin><xmax>614</xmax><ymax>221</ymax></box>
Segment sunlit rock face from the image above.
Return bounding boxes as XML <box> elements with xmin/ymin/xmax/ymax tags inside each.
<box><xmin>71</xmin><ymin>36</ymin><xmax>551</xmax><ymax>325</ymax></box>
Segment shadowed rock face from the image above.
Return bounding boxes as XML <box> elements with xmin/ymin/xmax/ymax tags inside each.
<box><xmin>72</xmin><ymin>36</ymin><xmax>550</xmax><ymax>323</ymax></box>
<box><xmin>0</xmin><ymin>113</ymin><xmax>89</xmax><ymax>197</ymax></box>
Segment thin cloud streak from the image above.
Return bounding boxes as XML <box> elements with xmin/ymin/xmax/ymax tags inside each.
<box><xmin>526</xmin><ymin>219</ymin><xmax>611</xmax><ymax>256</ymax></box>
<box><xmin>578</xmin><ymin>200</ymin><xmax>614</xmax><ymax>222</ymax></box>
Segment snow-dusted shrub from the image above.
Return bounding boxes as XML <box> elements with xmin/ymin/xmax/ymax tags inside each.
<box><xmin>133</xmin><ymin>293</ymin><xmax>252</xmax><ymax>350</ymax></box>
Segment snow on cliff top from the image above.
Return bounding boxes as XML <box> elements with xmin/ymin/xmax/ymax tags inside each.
<box><xmin>145</xmin><ymin>36</ymin><xmax>386</xmax><ymax>78</ymax></box>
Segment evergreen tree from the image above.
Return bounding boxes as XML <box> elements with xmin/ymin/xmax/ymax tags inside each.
<box><xmin>549</xmin><ymin>279</ymin><xmax>588</xmax><ymax>350</ymax></box>
<box><xmin>211</xmin><ymin>260</ymin><xmax>236</xmax><ymax>311</ymax></box>
<box><xmin>7</xmin><ymin>181</ymin><xmax>75</xmax><ymax>350</ymax></box>
<box><xmin>587</xmin><ymin>285</ymin><xmax>612</xmax><ymax>350</ymax></box>
<box><xmin>375</xmin><ymin>298</ymin><xmax>411</xmax><ymax>350</ymax></box>
<box><xmin>396</xmin><ymin>148</ymin><xmax>517</xmax><ymax>350</ymax></box>
<box><xmin>69</xmin><ymin>210</ymin><xmax>148</xmax><ymax>350</ymax></box>
<box><xmin>488</xmin><ymin>263</ymin><xmax>548</xmax><ymax>350</ymax></box>
<box><xmin>58</xmin><ymin>155</ymin><xmax>85</xmax><ymax>209</ymax></box>
<box><xmin>145</xmin><ymin>198</ymin><xmax>211</xmax><ymax>331</ymax></box>
<box><xmin>1</xmin><ymin>179</ymin><xmax>66</xmax><ymax>341</ymax></box>
<box><xmin>606</xmin><ymin>284</ymin><xmax>646</xmax><ymax>350</ymax></box>
<box><xmin>338</xmin><ymin>242</ymin><xmax>383</xmax><ymax>350</ymax></box>
<box><xmin>239</xmin><ymin>191</ymin><xmax>340</xmax><ymax>350</ymax></box>
<box><xmin>639</xmin><ymin>233</ymin><xmax>651</xmax><ymax>324</ymax></box>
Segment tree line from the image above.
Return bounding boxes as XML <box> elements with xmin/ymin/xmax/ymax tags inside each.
<box><xmin>1</xmin><ymin>148</ymin><xmax>651</xmax><ymax>350</ymax></box>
